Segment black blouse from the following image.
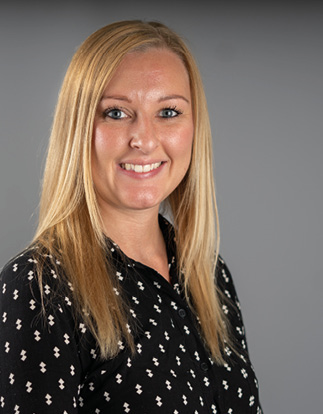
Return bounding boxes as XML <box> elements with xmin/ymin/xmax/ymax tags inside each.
<box><xmin>0</xmin><ymin>217</ymin><xmax>262</xmax><ymax>413</ymax></box>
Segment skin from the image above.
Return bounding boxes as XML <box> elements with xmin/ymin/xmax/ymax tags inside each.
<box><xmin>92</xmin><ymin>48</ymin><xmax>194</xmax><ymax>281</ymax></box>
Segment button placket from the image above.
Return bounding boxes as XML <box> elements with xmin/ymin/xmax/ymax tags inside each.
<box><xmin>200</xmin><ymin>362</ymin><xmax>210</xmax><ymax>372</ymax></box>
<box><xmin>178</xmin><ymin>308</ymin><xmax>186</xmax><ymax>318</ymax></box>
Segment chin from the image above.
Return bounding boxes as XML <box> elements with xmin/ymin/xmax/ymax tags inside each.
<box><xmin>127</xmin><ymin>199</ymin><xmax>161</xmax><ymax>211</ymax></box>
<box><xmin>125</xmin><ymin>191</ymin><xmax>165</xmax><ymax>211</ymax></box>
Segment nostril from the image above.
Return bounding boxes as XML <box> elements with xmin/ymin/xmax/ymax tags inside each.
<box><xmin>129</xmin><ymin>134</ymin><xmax>159</xmax><ymax>153</ymax></box>
<box><xmin>129</xmin><ymin>138</ymin><xmax>141</xmax><ymax>149</ymax></box>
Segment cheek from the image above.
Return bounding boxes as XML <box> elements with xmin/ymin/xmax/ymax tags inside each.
<box><xmin>92</xmin><ymin>125</ymin><xmax>109</xmax><ymax>157</ymax></box>
<box><xmin>91</xmin><ymin>132</ymin><xmax>101</xmax><ymax>172</ymax></box>
<box><xmin>91</xmin><ymin>125</ymin><xmax>116</xmax><ymax>169</ymax></box>
<box><xmin>92</xmin><ymin>124</ymin><xmax>128</xmax><ymax>159</ymax></box>
<box><xmin>91</xmin><ymin>125</ymin><xmax>112</xmax><ymax>181</ymax></box>
<box><xmin>172</xmin><ymin>125</ymin><xmax>194</xmax><ymax>166</ymax></box>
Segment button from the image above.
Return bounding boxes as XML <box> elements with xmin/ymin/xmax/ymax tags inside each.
<box><xmin>200</xmin><ymin>362</ymin><xmax>209</xmax><ymax>372</ymax></box>
<box><xmin>178</xmin><ymin>308</ymin><xmax>186</xmax><ymax>318</ymax></box>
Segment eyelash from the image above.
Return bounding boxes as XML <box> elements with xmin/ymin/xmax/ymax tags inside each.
<box><xmin>160</xmin><ymin>106</ymin><xmax>182</xmax><ymax>118</ymax></box>
<box><xmin>102</xmin><ymin>105</ymin><xmax>183</xmax><ymax>120</ymax></box>
<box><xmin>103</xmin><ymin>106</ymin><xmax>126</xmax><ymax>120</ymax></box>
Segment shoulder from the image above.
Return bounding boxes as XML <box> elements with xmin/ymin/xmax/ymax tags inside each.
<box><xmin>1</xmin><ymin>248</ymin><xmax>42</xmax><ymax>294</ymax></box>
<box><xmin>0</xmin><ymin>247</ymin><xmax>71</xmax><ymax>312</ymax></box>
<box><xmin>1</xmin><ymin>246</ymin><xmax>61</xmax><ymax>283</ymax></box>
<box><xmin>1</xmin><ymin>248</ymin><xmax>38</xmax><ymax>276</ymax></box>
<box><xmin>215</xmin><ymin>255</ymin><xmax>250</xmax><ymax>353</ymax></box>
<box><xmin>215</xmin><ymin>255</ymin><xmax>241</xmax><ymax>308</ymax></box>
<box><xmin>0</xmin><ymin>247</ymin><xmax>86</xmax><ymax>354</ymax></box>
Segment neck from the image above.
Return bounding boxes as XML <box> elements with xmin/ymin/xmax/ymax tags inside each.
<box><xmin>100</xmin><ymin>207</ymin><xmax>170</xmax><ymax>282</ymax></box>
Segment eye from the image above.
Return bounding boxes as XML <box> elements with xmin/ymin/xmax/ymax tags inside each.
<box><xmin>103</xmin><ymin>107</ymin><xmax>127</xmax><ymax>120</ymax></box>
<box><xmin>159</xmin><ymin>107</ymin><xmax>182</xmax><ymax>118</ymax></box>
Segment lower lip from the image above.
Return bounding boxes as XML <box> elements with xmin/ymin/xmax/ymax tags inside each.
<box><xmin>117</xmin><ymin>162</ymin><xmax>166</xmax><ymax>179</ymax></box>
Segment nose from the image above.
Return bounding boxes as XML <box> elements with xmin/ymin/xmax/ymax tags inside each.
<box><xmin>129</xmin><ymin>115</ymin><xmax>159</xmax><ymax>154</ymax></box>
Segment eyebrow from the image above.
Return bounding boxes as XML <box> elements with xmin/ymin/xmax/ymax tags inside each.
<box><xmin>100</xmin><ymin>94</ymin><xmax>190</xmax><ymax>104</ymax></box>
<box><xmin>100</xmin><ymin>95</ymin><xmax>131</xmax><ymax>102</ymax></box>
<box><xmin>158</xmin><ymin>95</ymin><xmax>190</xmax><ymax>104</ymax></box>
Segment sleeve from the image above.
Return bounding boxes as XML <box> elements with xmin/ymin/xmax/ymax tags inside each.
<box><xmin>216</xmin><ymin>257</ymin><xmax>264</xmax><ymax>413</ymax></box>
<box><xmin>0</xmin><ymin>252</ymin><xmax>84</xmax><ymax>414</ymax></box>
<box><xmin>216</xmin><ymin>256</ymin><xmax>250</xmax><ymax>355</ymax></box>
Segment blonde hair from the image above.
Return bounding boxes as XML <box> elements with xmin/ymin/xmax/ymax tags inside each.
<box><xmin>33</xmin><ymin>20</ymin><xmax>229</xmax><ymax>363</ymax></box>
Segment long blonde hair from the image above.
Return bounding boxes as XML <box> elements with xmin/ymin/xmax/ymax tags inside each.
<box><xmin>34</xmin><ymin>20</ymin><xmax>228</xmax><ymax>363</ymax></box>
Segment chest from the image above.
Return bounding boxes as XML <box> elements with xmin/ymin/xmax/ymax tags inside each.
<box><xmin>77</xmin><ymin>266</ymin><xmax>260</xmax><ymax>413</ymax></box>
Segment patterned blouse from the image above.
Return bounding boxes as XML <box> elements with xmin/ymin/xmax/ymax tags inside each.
<box><xmin>0</xmin><ymin>216</ymin><xmax>262</xmax><ymax>413</ymax></box>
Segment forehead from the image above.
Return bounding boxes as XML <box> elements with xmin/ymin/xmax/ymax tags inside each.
<box><xmin>103</xmin><ymin>48</ymin><xmax>190</xmax><ymax>96</ymax></box>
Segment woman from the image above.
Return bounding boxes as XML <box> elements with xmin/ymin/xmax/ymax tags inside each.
<box><xmin>0</xmin><ymin>20</ymin><xmax>262</xmax><ymax>413</ymax></box>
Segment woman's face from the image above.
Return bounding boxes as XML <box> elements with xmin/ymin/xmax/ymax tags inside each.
<box><xmin>92</xmin><ymin>48</ymin><xmax>194</xmax><ymax>218</ymax></box>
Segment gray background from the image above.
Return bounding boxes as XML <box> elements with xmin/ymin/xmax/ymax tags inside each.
<box><xmin>1</xmin><ymin>1</ymin><xmax>322</xmax><ymax>412</ymax></box>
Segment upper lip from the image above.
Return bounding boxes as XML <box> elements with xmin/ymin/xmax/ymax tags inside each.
<box><xmin>119</xmin><ymin>159</ymin><xmax>166</xmax><ymax>165</ymax></box>
<box><xmin>119</xmin><ymin>161</ymin><xmax>164</xmax><ymax>172</ymax></box>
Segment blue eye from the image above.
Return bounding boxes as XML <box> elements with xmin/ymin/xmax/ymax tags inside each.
<box><xmin>160</xmin><ymin>107</ymin><xmax>181</xmax><ymax>118</ymax></box>
<box><xmin>104</xmin><ymin>108</ymin><xmax>127</xmax><ymax>119</ymax></box>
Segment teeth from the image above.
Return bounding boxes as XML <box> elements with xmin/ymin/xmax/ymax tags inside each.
<box><xmin>121</xmin><ymin>162</ymin><xmax>162</xmax><ymax>173</ymax></box>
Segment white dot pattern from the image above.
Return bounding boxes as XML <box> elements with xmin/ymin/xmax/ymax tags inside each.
<box><xmin>0</xmin><ymin>216</ymin><xmax>263</xmax><ymax>413</ymax></box>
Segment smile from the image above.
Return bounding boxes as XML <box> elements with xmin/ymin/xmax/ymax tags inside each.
<box><xmin>120</xmin><ymin>162</ymin><xmax>163</xmax><ymax>173</ymax></box>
